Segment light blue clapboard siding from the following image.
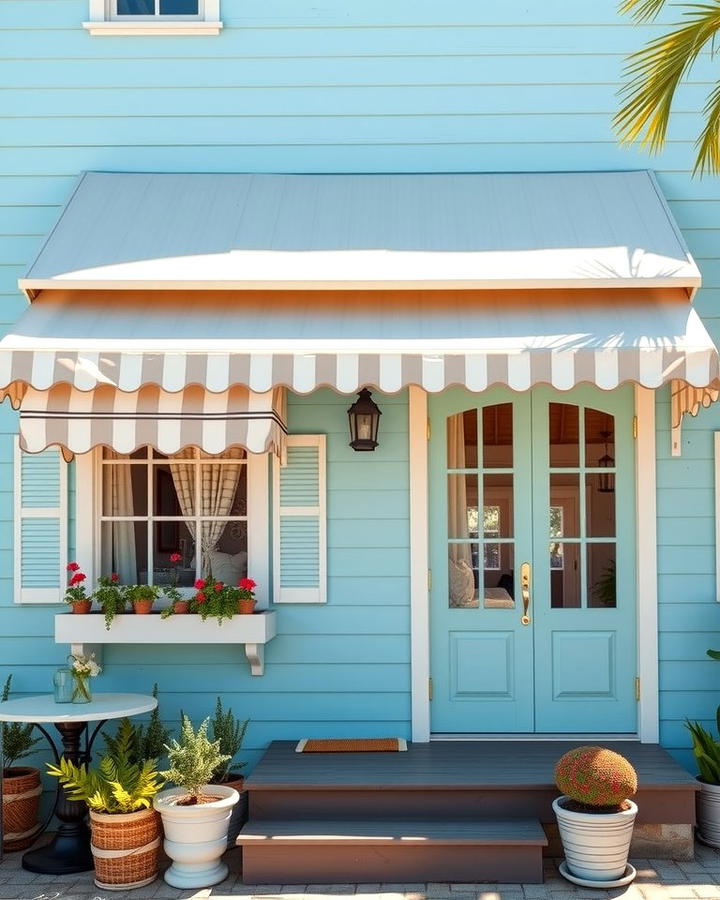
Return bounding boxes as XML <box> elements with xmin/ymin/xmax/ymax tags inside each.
<box><xmin>1</xmin><ymin>0</ymin><xmax>720</xmax><ymax>774</ymax></box>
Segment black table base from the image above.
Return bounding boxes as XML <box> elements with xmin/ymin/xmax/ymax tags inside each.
<box><xmin>22</xmin><ymin>719</ymin><xmax>104</xmax><ymax>875</ymax></box>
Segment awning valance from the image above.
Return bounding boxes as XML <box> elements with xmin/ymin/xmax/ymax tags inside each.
<box><xmin>0</xmin><ymin>289</ymin><xmax>717</xmax><ymax>403</ymax></box>
<box><xmin>18</xmin><ymin>384</ymin><xmax>287</xmax><ymax>459</ymax></box>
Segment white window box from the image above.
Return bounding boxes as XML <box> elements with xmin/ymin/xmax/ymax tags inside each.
<box><xmin>55</xmin><ymin>610</ymin><xmax>277</xmax><ymax>676</ymax></box>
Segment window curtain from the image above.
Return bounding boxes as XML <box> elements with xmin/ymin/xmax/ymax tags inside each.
<box><xmin>103</xmin><ymin>451</ymin><xmax>137</xmax><ymax>583</ymax></box>
<box><xmin>168</xmin><ymin>448</ymin><xmax>244</xmax><ymax>575</ymax></box>
<box><xmin>447</xmin><ymin>414</ymin><xmax>472</xmax><ymax>566</ymax></box>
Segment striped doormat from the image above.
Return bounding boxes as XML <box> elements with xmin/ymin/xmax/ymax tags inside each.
<box><xmin>295</xmin><ymin>738</ymin><xmax>408</xmax><ymax>752</ymax></box>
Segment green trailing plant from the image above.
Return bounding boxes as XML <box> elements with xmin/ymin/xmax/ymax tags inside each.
<box><xmin>210</xmin><ymin>697</ymin><xmax>248</xmax><ymax>782</ymax></box>
<box><xmin>687</xmin><ymin>720</ymin><xmax>720</xmax><ymax>785</ymax></box>
<box><xmin>126</xmin><ymin>584</ymin><xmax>159</xmax><ymax>606</ymax></box>
<box><xmin>554</xmin><ymin>745</ymin><xmax>638</xmax><ymax>812</ymax></box>
<box><xmin>162</xmin><ymin>715</ymin><xmax>230</xmax><ymax>802</ymax></box>
<box><xmin>190</xmin><ymin>579</ymin><xmax>237</xmax><ymax>624</ymax></box>
<box><xmin>135</xmin><ymin>684</ymin><xmax>172</xmax><ymax>763</ymax></box>
<box><xmin>95</xmin><ymin>573</ymin><xmax>127</xmax><ymax>630</ymax></box>
<box><xmin>1</xmin><ymin>675</ymin><xmax>42</xmax><ymax>771</ymax></box>
<box><xmin>47</xmin><ymin>718</ymin><xmax>164</xmax><ymax>813</ymax></box>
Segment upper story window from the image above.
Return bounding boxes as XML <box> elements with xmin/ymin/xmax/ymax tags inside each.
<box><xmin>84</xmin><ymin>0</ymin><xmax>222</xmax><ymax>35</ymax></box>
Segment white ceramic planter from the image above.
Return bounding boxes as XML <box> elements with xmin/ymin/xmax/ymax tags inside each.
<box><xmin>696</xmin><ymin>779</ymin><xmax>720</xmax><ymax>847</ymax></box>
<box><xmin>153</xmin><ymin>784</ymin><xmax>239</xmax><ymax>888</ymax></box>
<box><xmin>553</xmin><ymin>795</ymin><xmax>638</xmax><ymax>883</ymax></box>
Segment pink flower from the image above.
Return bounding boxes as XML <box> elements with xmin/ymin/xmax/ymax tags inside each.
<box><xmin>194</xmin><ymin>579</ymin><xmax>206</xmax><ymax>590</ymax></box>
<box><xmin>69</xmin><ymin>573</ymin><xmax>86</xmax><ymax>586</ymax></box>
<box><xmin>239</xmin><ymin>578</ymin><xmax>256</xmax><ymax>591</ymax></box>
<box><xmin>110</xmin><ymin>573</ymin><xmax>119</xmax><ymax>583</ymax></box>
<box><xmin>196</xmin><ymin>592</ymin><xmax>206</xmax><ymax>604</ymax></box>
<box><xmin>214</xmin><ymin>582</ymin><xmax>223</xmax><ymax>592</ymax></box>
<box><xmin>169</xmin><ymin>553</ymin><xmax>182</xmax><ymax>563</ymax></box>
<box><xmin>66</xmin><ymin>562</ymin><xmax>80</xmax><ymax>572</ymax></box>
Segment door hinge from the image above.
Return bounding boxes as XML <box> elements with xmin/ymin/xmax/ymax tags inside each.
<box><xmin>427</xmin><ymin>418</ymin><xmax>431</xmax><ymax>440</ymax></box>
<box><xmin>635</xmin><ymin>676</ymin><xmax>641</xmax><ymax>701</ymax></box>
<box><xmin>428</xmin><ymin>569</ymin><xmax>432</xmax><ymax>591</ymax></box>
<box><xmin>633</xmin><ymin>416</ymin><xmax>638</xmax><ymax>440</ymax></box>
<box><xmin>429</xmin><ymin>677</ymin><xmax>433</xmax><ymax>701</ymax></box>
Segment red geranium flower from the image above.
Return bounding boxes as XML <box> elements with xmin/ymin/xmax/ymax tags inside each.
<box><xmin>194</xmin><ymin>579</ymin><xmax>206</xmax><ymax>590</ymax></box>
<box><xmin>214</xmin><ymin>582</ymin><xmax>223</xmax><ymax>592</ymax></box>
<box><xmin>66</xmin><ymin>562</ymin><xmax>80</xmax><ymax>572</ymax></box>
<box><xmin>196</xmin><ymin>592</ymin><xmax>206</xmax><ymax>603</ymax></box>
<box><xmin>110</xmin><ymin>573</ymin><xmax>119</xmax><ymax>582</ymax></box>
<box><xmin>69</xmin><ymin>572</ymin><xmax>86</xmax><ymax>586</ymax></box>
<box><xmin>239</xmin><ymin>578</ymin><xmax>256</xmax><ymax>590</ymax></box>
<box><xmin>169</xmin><ymin>552</ymin><xmax>182</xmax><ymax>563</ymax></box>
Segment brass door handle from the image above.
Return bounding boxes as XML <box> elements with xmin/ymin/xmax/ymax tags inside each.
<box><xmin>521</xmin><ymin>562</ymin><xmax>531</xmax><ymax>625</ymax></box>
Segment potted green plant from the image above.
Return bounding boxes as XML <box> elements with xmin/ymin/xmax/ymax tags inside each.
<box><xmin>153</xmin><ymin>715</ymin><xmax>238</xmax><ymax>888</ymax></box>
<box><xmin>64</xmin><ymin>562</ymin><xmax>91</xmax><ymax>614</ymax></box>
<box><xmin>190</xmin><ymin>578</ymin><xmax>236</xmax><ymax>624</ymax></box>
<box><xmin>553</xmin><ymin>746</ymin><xmax>638</xmax><ymax>886</ymax></box>
<box><xmin>134</xmin><ymin>684</ymin><xmax>173</xmax><ymax>764</ymax></box>
<box><xmin>686</xmin><ymin>647</ymin><xmax>720</xmax><ymax>847</ymax></box>
<box><xmin>160</xmin><ymin>552</ymin><xmax>190</xmax><ymax>617</ymax></box>
<box><xmin>1</xmin><ymin>675</ymin><xmax>42</xmax><ymax>851</ymax></box>
<box><xmin>209</xmin><ymin>697</ymin><xmax>249</xmax><ymax>846</ymax></box>
<box><xmin>48</xmin><ymin>718</ymin><xmax>164</xmax><ymax>890</ymax></box>
<box><xmin>126</xmin><ymin>584</ymin><xmax>159</xmax><ymax>615</ymax></box>
<box><xmin>94</xmin><ymin>573</ymin><xmax>127</xmax><ymax>630</ymax></box>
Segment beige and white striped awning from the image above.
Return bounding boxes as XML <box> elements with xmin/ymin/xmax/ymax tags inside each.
<box><xmin>18</xmin><ymin>384</ymin><xmax>287</xmax><ymax>460</ymax></box>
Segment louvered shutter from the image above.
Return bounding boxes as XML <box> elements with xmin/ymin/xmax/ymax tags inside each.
<box><xmin>273</xmin><ymin>434</ymin><xmax>326</xmax><ymax>604</ymax></box>
<box><xmin>14</xmin><ymin>438</ymin><xmax>68</xmax><ymax>604</ymax></box>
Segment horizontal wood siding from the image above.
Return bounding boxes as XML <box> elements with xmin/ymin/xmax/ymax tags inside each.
<box><xmin>1</xmin><ymin>0</ymin><xmax>719</xmax><ymax>774</ymax></box>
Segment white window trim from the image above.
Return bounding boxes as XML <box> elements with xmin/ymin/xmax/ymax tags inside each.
<box><xmin>75</xmin><ymin>447</ymin><xmax>269</xmax><ymax>610</ymax></box>
<box><xmin>83</xmin><ymin>0</ymin><xmax>222</xmax><ymax>35</ymax></box>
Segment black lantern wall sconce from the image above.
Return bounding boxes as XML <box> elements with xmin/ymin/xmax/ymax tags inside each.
<box><xmin>347</xmin><ymin>389</ymin><xmax>382</xmax><ymax>451</ymax></box>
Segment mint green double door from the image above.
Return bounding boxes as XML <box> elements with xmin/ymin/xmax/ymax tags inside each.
<box><xmin>429</xmin><ymin>385</ymin><xmax>637</xmax><ymax>734</ymax></box>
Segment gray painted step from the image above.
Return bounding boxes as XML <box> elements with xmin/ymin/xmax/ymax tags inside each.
<box><xmin>238</xmin><ymin>818</ymin><xmax>547</xmax><ymax>884</ymax></box>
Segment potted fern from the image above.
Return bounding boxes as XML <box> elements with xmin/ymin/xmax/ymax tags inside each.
<box><xmin>153</xmin><ymin>715</ymin><xmax>239</xmax><ymax>888</ymax></box>
<box><xmin>687</xmin><ymin>647</ymin><xmax>720</xmax><ymax>847</ymax></box>
<box><xmin>47</xmin><ymin>718</ymin><xmax>164</xmax><ymax>890</ymax></box>
<box><xmin>1</xmin><ymin>675</ymin><xmax>42</xmax><ymax>851</ymax></box>
<box><xmin>209</xmin><ymin>697</ymin><xmax>249</xmax><ymax>846</ymax></box>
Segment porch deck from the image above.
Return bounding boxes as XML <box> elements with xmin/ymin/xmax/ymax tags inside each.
<box><xmin>238</xmin><ymin>741</ymin><xmax>698</xmax><ymax>883</ymax></box>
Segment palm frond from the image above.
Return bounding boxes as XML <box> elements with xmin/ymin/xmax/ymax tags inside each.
<box><xmin>615</xmin><ymin>3</ymin><xmax>720</xmax><ymax>173</ymax></box>
<box><xmin>620</xmin><ymin>0</ymin><xmax>672</xmax><ymax>22</ymax></box>
<box><xmin>695</xmin><ymin>79</ymin><xmax>720</xmax><ymax>173</ymax></box>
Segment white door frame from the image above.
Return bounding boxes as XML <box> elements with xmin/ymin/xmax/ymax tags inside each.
<box><xmin>409</xmin><ymin>384</ymin><xmax>660</xmax><ymax>743</ymax></box>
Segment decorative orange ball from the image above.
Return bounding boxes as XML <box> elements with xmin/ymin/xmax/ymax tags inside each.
<box><xmin>554</xmin><ymin>746</ymin><xmax>638</xmax><ymax>808</ymax></box>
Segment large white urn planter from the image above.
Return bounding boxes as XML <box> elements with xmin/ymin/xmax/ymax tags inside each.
<box><xmin>696</xmin><ymin>779</ymin><xmax>720</xmax><ymax>847</ymax></box>
<box><xmin>153</xmin><ymin>784</ymin><xmax>239</xmax><ymax>888</ymax></box>
<box><xmin>553</xmin><ymin>795</ymin><xmax>638</xmax><ymax>883</ymax></box>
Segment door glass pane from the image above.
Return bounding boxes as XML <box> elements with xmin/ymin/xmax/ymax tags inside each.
<box><xmin>586</xmin><ymin>474</ymin><xmax>616</xmax><ymax>537</ymax></box>
<box><xmin>449</xmin><ymin>543</ymin><xmax>479</xmax><ymax>608</ymax></box>
<box><xmin>448</xmin><ymin>474</ymin><xmax>478</xmax><ymax>539</ymax></box>
<box><xmin>482</xmin><ymin>404</ymin><xmax>513</xmax><ymax>468</ymax></box>
<box><xmin>585</xmin><ymin>408</ymin><xmax>614</xmax><ymax>471</ymax></box>
<box><xmin>447</xmin><ymin>410</ymin><xmax>477</xmax><ymax>469</ymax></box>
<box><xmin>101</xmin><ymin>522</ymin><xmax>147</xmax><ymax>584</ymax></box>
<box><xmin>484</xmin><ymin>543</ymin><xmax>515</xmax><ymax>608</ymax></box>
<box><xmin>550</xmin><ymin>542</ymin><xmax>581</xmax><ymax>608</ymax></box>
<box><xmin>549</xmin><ymin>473</ymin><xmax>579</xmax><ymax>537</ymax></box>
<box><xmin>102</xmin><ymin>464</ymin><xmax>148</xmax><ymax>516</ymax></box>
<box><xmin>483</xmin><ymin>473</ymin><xmax>513</xmax><ymax>538</ymax></box>
<box><xmin>588</xmin><ymin>544</ymin><xmax>616</xmax><ymax>608</ymax></box>
<box><xmin>549</xmin><ymin>403</ymin><xmax>579</xmax><ymax>467</ymax></box>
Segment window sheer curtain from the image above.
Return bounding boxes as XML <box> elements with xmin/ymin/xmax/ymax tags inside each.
<box><xmin>447</xmin><ymin>414</ymin><xmax>476</xmax><ymax>607</ymax></box>
<box><xmin>169</xmin><ymin>447</ymin><xmax>244</xmax><ymax>575</ymax></box>
<box><xmin>103</xmin><ymin>451</ymin><xmax>137</xmax><ymax>583</ymax></box>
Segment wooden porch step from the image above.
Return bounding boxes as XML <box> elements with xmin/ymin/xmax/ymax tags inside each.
<box><xmin>237</xmin><ymin>818</ymin><xmax>548</xmax><ymax>884</ymax></box>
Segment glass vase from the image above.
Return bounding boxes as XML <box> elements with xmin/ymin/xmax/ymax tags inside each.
<box><xmin>72</xmin><ymin>672</ymin><xmax>92</xmax><ymax>704</ymax></box>
<box><xmin>53</xmin><ymin>668</ymin><xmax>73</xmax><ymax>703</ymax></box>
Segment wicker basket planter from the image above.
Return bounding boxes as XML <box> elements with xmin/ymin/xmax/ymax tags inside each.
<box><xmin>2</xmin><ymin>767</ymin><xmax>42</xmax><ymax>852</ymax></box>
<box><xmin>89</xmin><ymin>807</ymin><xmax>161</xmax><ymax>891</ymax></box>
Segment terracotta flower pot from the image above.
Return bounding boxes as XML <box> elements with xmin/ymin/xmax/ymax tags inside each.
<box><xmin>133</xmin><ymin>600</ymin><xmax>154</xmax><ymax>615</ymax></box>
<box><xmin>238</xmin><ymin>598</ymin><xmax>256</xmax><ymax>615</ymax></box>
<box><xmin>173</xmin><ymin>600</ymin><xmax>190</xmax><ymax>614</ymax></box>
<box><xmin>72</xmin><ymin>600</ymin><xmax>92</xmax><ymax>614</ymax></box>
<box><xmin>2</xmin><ymin>767</ymin><xmax>42</xmax><ymax>852</ymax></box>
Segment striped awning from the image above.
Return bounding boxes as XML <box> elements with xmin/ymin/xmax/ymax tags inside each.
<box><xmin>17</xmin><ymin>384</ymin><xmax>287</xmax><ymax>459</ymax></box>
<box><xmin>0</xmin><ymin>289</ymin><xmax>718</xmax><ymax>406</ymax></box>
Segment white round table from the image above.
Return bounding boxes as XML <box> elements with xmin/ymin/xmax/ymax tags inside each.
<box><xmin>0</xmin><ymin>692</ymin><xmax>156</xmax><ymax>875</ymax></box>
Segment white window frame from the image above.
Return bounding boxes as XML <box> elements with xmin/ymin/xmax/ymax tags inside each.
<box><xmin>84</xmin><ymin>0</ymin><xmax>222</xmax><ymax>35</ymax></box>
<box><xmin>75</xmin><ymin>447</ymin><xmax>269</xmax><ymax>609</ymax></box>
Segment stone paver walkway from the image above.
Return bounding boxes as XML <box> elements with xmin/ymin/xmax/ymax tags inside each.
<box><xmin>3</xmin><ymin>843</ymin><xmax>720</xmax><ymax>900</ymax></box>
